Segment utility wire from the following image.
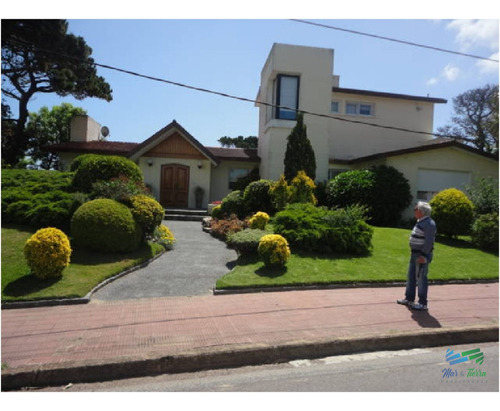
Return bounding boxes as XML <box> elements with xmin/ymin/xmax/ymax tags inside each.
<box><xmin>291</xmin><ymin>19</ymin><xmax>500</xmax><ymax>63</ymax></box>
<box><xmin>5</xmin><ymin>38</ymin><xmax>458</xmax><ymax>140</ymax></box>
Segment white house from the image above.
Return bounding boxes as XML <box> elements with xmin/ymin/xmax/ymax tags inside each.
<box><xmin>51</xmin><ymin>43</ymin><xmax>498</xmax><ymax>218</ymax></box>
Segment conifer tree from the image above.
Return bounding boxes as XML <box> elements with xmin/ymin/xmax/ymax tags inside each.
<box><xmin>283</xmin><ymin>112</ymin><xmax>316</xmax><ymax>182</ymax></box>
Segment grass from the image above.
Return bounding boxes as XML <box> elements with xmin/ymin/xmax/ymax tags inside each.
<box><xmin>216</xmin><ymin>226</ymin><xmax>499</xmax><ymax>290</ymax></box>
<box><xmin>1</xmin><ymin>225</ymin><xmax>165</xmax><ymax>302</ymax></box>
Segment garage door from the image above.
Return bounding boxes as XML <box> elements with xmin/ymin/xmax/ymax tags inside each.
<box><xmin>417</xmin><ymin>169</ymin><xmax>471</xmax><ymax>201</ymax></box>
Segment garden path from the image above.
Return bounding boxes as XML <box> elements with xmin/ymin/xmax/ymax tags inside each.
<box><xmin>92</xmin><ymin>220</ymin><xmax>237</xmax><ymax>300</ymax></box>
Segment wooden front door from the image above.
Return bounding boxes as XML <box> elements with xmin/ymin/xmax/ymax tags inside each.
<box><xmin>160</xmin><ymin>164</ymin><xmax>189</xmax><ymax>208</ymax></box>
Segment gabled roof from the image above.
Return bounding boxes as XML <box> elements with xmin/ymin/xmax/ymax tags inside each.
<box><xmin>332</xmin><ymin>138</ymin><xmax>498</xmax><ymax>164</ymax></box>
<box><xmin>332</xmin><ymin>86</ymin><xmax>447</xmax><ymax>104</ymax></box>
<box><xmin>128</xmin><ymin>120</ymin><xmax>219</xmax><ymax>165</ymax></box>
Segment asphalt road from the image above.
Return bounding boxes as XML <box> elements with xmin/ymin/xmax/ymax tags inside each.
<box><xmin>32</xmin><ymin>342</ymin><xmax>498</xmax><ymax>392</ymax></box>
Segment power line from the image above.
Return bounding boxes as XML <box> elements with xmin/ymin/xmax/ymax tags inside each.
<box><xmin>5</xmin><ymin>38</ymin><xmax>457</xmax><ymax>140</ymax></box>
<box><xmin>291</xmin><ymin>19</ymin><xmax>500</xmax><ymax>63</ymax></box>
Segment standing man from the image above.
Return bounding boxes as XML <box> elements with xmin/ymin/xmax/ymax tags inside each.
<box><xmin>397</xmin><ymin>201</ymin><xmax>437</xmax><ymax>311</ymax></box>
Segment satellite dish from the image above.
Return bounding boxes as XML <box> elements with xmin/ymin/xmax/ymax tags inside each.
<box><xmin>101</xmin><ymin>126</ymin><xmax>110</xmax><ymax>137</ymax></box>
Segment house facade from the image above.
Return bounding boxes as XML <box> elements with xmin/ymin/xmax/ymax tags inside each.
<box><xmin>52</xmin><ymin>43</ymin><xmax>498</xmax><ymax>219</ymax></box>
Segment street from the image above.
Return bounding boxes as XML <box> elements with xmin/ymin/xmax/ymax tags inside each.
<box><xmin>30</xmin><ymin>342</ymin><xmax>498</xmax><ymax>392</ymax></box>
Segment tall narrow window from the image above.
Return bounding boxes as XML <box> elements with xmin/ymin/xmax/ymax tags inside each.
<box><xmin>275</xmin><ymin>75</ymin><xmax>299</xmax><ymax>120</ymax></box>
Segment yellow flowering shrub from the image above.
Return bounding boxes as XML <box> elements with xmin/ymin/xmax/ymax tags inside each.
<box><xmin>153</xmin><ymin>224</ymin><xmax>176</xmax><ymax>250</ymax></box>
<box><xmin>248</xmin><ymin>211</ymin><xmax>270</xmax><ymax>230</ymax></box>
<box><xmin>258</xmin><ymin>234</ymin><xmax>291</xmax><ymax>267</ymax></box>
<box><xmin>129</xmin><ymin>194</ymin><xmax>165</xmax><ymax>236</ymax></box>
<box><xmin>24</xmin><ymin>227</ymin><xmax>72</xmax><ymax>279</ymax></box>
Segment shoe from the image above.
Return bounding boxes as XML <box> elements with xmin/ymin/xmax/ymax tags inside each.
<box><xmin>397</xmin><ymin>299</ymin><xmax>414</xmax><ymax>306</ymax></box>
<box><xmin>412</xmin><ymin>303</ymin><xmax>428</xmax><ymax>311</ymax></box>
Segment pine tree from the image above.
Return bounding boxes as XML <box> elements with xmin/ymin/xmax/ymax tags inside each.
<box><xmin>283</xmin><ymin>112</ymin><xmax>316</xmax><ymax>182</ymax></box>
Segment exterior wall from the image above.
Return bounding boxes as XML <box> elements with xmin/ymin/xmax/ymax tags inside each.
<box><xmin>328</xmin><ymin>93</ymin><xmax>435</xmax><ymax>161</ymax></box>
<box><xmin>138</xmin><ymin>157</ymin><xmax>212</xmax><ymax>209</ymax></box>
<box><xmin>209</xmin><ymin>160</ymin><xmax>260</xmax><ymax>202</ymax></box>
<box><xmin>58</xmin><ymin>153</ymin><xmax>79</xmax><ymax>171</ymax></box>
<box><xmin>257</xmin><ymin>43</ymin><xmax>332</xmax><ymax>181</ymax></box>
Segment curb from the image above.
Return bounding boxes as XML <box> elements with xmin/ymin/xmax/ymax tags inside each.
<box><xmin>2</xmin><ymin>325</ymin><xmax>498</xmax><ymax>390</ymax></box>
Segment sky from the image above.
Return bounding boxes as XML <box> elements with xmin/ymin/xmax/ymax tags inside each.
<box><xmin>2</xmin><ymin>2</ymin><xmax>499</xmax><ymax>149</ymax></box>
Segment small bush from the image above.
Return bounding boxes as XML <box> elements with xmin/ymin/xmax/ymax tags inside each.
<box><xmin>24</xmin><ymin>227</ymin><xmax>72</xmax><ymax>279</ymax></box>
<box><xmin>269</xmin><ymin>175</ymin><xmax>290</xmax><ymax>211</ymax></box>
<box><xmin>92</xmin><ymin>176</ymin><xmax>150</xmax><ymax>203</ymax></box>
<box><xmin>71</xmin><ymin>199</ymin><xmax>143</xmax><ymax>253</ymax></box>
<box><xmin>327</xmin><ymin>169</ymin><xmax>374</xmax><ymax>210</ymax></box>
<box><xmin>243</xmin><ymin>179</ymin><xmax>275</xmax><ymax>215</ymax></box>
<box><xmin>211</xmin><ymin>205</ymin><xmax>223</xmax><ymax>219</ymax></box>
<box><xmin>128</xmin><ymin>194</ymin><xmax>164</xmax><ymax>237</ymax></box>
<box><xmin>466</xmin><ymin>177</ymin><xmax>499</xmax><ymax>216</ymax></box>
<box><xmin>153</xmin><ymin>224</ymin><xmax>176</xmax><ymax>250</ymax></box>
<box><xmin>289</xmin><ymin>170</ymin><xmax>317</xmax><ymax>205</ymax></box>
<box><xmin>258</xmin><ymin>234</ymin><xmax>291</xmax><ymax>267</ymax></box>
<box><xmin>72</xmin><ymin>154</ymin><xmax>143</xmax><ymax>192</ymax></box>
<box><xmin>220</xmin><ymin>190</ymin><xmax>246</xmax><ymax>219</ymax></box>
<box><xmin>248</xmin><ymin>211</ymin><xmax>270</xmax><ymax>230</ymax></box>
<box><xmin>471</xmin><ymin>213</ymin><xmax>499</xmax><ymax>251</ymax></box>
<box><xmin>227</xmin><ymin>228</ymin><xmax>271</xmax><ymax>255</ymax></box>
<box><xmin>210</xmin><ymin>215</ymin><xmax>248</xmax><ymax>240</ymax></box>
<box><xmin>429</xmin><ymin>188</ymin><xmax>474</xmax><ymax>237</ymax></box>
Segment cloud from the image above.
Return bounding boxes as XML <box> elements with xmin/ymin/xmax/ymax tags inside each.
<box><xmin>447</xmin><ymin>19</ymin><xmax>499</xmax><ymax>51</ymax></box>
<box><xmin>476</xmin><ymin>51</ymin><xmax>500</xmax><ymax>75</ymax></box>
<box><xmin>426</xmin><ymin>63</ymin><xmax>461</xmax><ymax>86</ymax></box>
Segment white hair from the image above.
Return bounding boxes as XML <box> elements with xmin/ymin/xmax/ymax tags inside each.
<box><xmin>415</xmin><ymin>201</ymin><xmax>432</xmax><ymax>217</ymax></box>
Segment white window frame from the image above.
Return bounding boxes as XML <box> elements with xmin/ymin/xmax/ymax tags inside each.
<box><xmin>331</xmin><ymin>100</ymin><xmax>340</xmax><ymax>114</ymax></box>
<box><xmin>345</xmin><ymin>101</ymin><xmax>374</xmax><ymax>117</ymax></box>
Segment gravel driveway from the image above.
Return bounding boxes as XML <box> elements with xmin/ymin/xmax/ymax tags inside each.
<box><xmin>92</xmin><ymin>220</ymin><xmax>237</xmax><ymax>300</ymax></box>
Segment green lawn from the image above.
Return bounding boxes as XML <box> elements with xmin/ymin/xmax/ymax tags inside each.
<box><xmin>216</xmin><ymin>226</ymin><xmax>499</xmax><ymax>290</ymax></box>
<box><xmin>1</xmin><ymin>225</ymin><xmax>165</xmax><ymax>302</ymax></box>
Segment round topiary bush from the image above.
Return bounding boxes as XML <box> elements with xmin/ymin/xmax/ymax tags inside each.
<box><xmin>243</xmin><ymin>179</ymin><xmax>275</xmax><ymax>215</ymax></box>
<box><xmin>128</xmin><ymin>194</ymin><xmax>164</xmax><ymax>236</ymax></box>
<box><xmin>471</xmin><ymin>213</ymin><xmax>498</xmax><ymax>251</ymax></box>
<box><xmin>220</xmin><ymin>190</ymin><xmax>246</xmax><ymax>218</ymax></box>
<box><xmin>327</xmin><ymin>169</ymin><xmax>374</xmax><ymax>210</ymax></box>
<box><xmin>71</xmin><ymin>154</ymin><xmax>143</xmax><ymax>192</ymax></box>
<box><xmin>429</xmin><ymin>188</ymin><xmax>475</xmax><ymax>237</ymax></box>
<box><xmin>258</xmin><ymin>234</ymin><xmax>291</xmax><ymax>267</ymax></box>
<box><xmin>24</xmin><ymin>227</ymin><xmax>72</xmax><ymax>279</ymax></box>
<box><xmin>71</xmin><ymin>199</ymin><xmax>143</xmax><ymax>253</ymax></box>
<box><xmin>248</xmin><ymin>211</ymin><xmax>270</xmax><ymax>230</ymax></box>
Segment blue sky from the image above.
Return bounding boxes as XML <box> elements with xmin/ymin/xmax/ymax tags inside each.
<box><xmin>3</xmin><ymin>4</ymin><xmax>499</xmax><ymax>148</ymax></box>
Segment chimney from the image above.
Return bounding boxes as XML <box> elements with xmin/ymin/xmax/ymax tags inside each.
<box><xmin>70</xmin><ymin>115</ymin><xmax>102</xmax><ymax>142</ymax></box>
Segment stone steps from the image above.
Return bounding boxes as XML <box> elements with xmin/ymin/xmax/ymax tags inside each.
<box><xmin>163</xmin><ymin>208</ymin><xmax>208</xmax><ymax>222</ymax></box>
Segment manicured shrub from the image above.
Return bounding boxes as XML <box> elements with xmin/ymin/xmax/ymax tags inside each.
<box><xmin>258</xmin><ymin>234</ymin><xmax>291</xmax><ymax>267</ymax></box>
<box><xmin>220</xmin><ymin>190</ymin><xmax>246</xmax><ymax>219</ymax></box>
<box><xmin>429</xmin><ymin>188</ymin><xmax>474</xmax><ymax>237</ymax></box>
<box><xmin>128</xmin><ymin>194</ymin><xmax>164</xmax><ymax>237</ymax></box>
<box><xmin>272</xmin><ymin>203</ymin><xmax>324</xmax><ymax>251</ymax></box>
<box><xmin>326</xmin><ymin>166</ymin><xmax>411</xmax><ymax>227</ymax></box>
<box><xmin>227</xmin><ymin>228</ymin><xmax>271</xmax><ymax>256</ymax></box>
<box><xmin>209</xmin><ymin>215</ymin><xmax>248</xmax><ymax>240</ymax></box>
<box><xmin>466</xmin><ymin>177</ymin><xmax>499</xmax><ymax>216</ymax></box>
<box><xmin>471</xmin><ymin>213</ymin><xmax>499</xmax><ymax>251</ymax></box>
<box><xmin>72</xmin><ymin>154</ymin><xmax>143</xmax><ymax>192</ymax></box>
<box><xmin>153</xmin><ymin>224</ymin><xmax>176</xmax><ymax>250</ymax></box>
<box><xmin>211</xmin><ymin>205</ymin><xmax>223</xmax><ymax>219</ymax></box>
<box><xmin>327</xmin><ymin>169</ymin><xmax>374</xmax><ymax>210</ymax></box>
<box><xmin>71</xmin><ymin>199</ymin><xmax>143</xmax><ymax>253</ymax></box>
<box><xmin>24</xmin><ymin>227</ymin><xmax>72</xmax><ymax>279</ymax></box>
<box><xmin>272</xmin><ymin>203</ymin><xmax>373</xmax><ymax>255</ymax></box>
<box><xmin>269</xmin><ymin>175</ymin><xmax>290</xmax><ymax>211</ymax></box>
<box><xmin>91</xmin><ymin>176</ymin><xmax>150</xmax><ymax>203</ymax></box>
<box><xmin>248</xmin><ymin>211</ymin><xmax>270</xmax><ymax>230</ymax></box>
<box><xmin>243</xmin><ymin>179</ymin><xmax>275</xmax><ymax>215</ymax></box>
<box><xmin>289</xmin><ymin>170</ymin><xmax>317</xmax><ymax>205</ymax></box>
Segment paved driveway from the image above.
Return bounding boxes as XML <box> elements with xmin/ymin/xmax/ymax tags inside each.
<box><xmin>92</xmin><ymin>220</ymin><xmax>237</xmax><ymax>300</ymax></box>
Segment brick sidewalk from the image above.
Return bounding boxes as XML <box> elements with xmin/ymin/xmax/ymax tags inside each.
<box><xmin>2</xmin><ymin>283</ymin><xmax>498</xmax><ymax>389</ymax></box>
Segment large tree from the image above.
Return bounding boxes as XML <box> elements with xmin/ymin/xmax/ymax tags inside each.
<box><xmin>25</xmin><ymin>103</ymin><xmax>87</xmax><ymax>170</ymax></box>
<box><xmin>438</xmin><ymin>84</ymin><xmax>499</xmax><ymax>155</ymax></box>
<box><xmin>1</xmin><ymin>20</ymin><xmax>113</xmax><ymax>166</ymax></box>
<box><xmin>283</xmin><ymin>112</ymin><xmax>316</xmax><ymax>182</ymax></box>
